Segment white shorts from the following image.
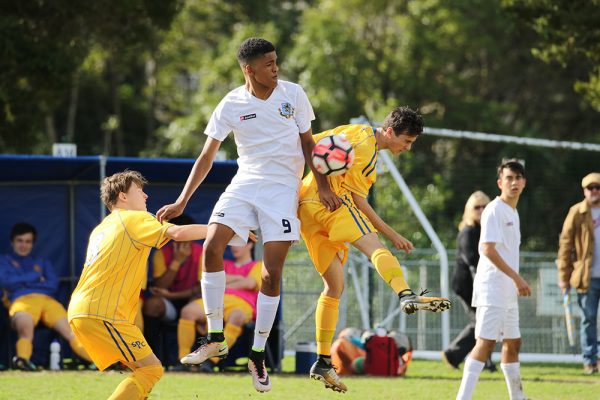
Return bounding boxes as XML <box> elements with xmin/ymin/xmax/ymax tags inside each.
<box><xmin>209</xmin><ymin>179</ymin><xmax>300</xmax><ymax>246</ymax></box>
<box><xmin>475</xmin><ymin>306</ymin><xmax>520</xmax><ymax>341</ymax></box>
<box><xmin>161</xmin><ymin>298</ymin><xmax>177</xmax><ymax>322</ymax></box>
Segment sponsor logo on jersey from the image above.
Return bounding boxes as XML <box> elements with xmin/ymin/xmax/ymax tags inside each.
<box><xmin>240</xmin><ymin>113</ymin><xmax>257</xmax><ymax>121</ymax></box>
<box><xmin>131</xmin><ymin>340</ymin><xmax>146</xmax><ymax>349</ymax></box>
<box><xmin>279</xmin><ymin>102</ymin><xmax>294</xmax><ymax>119</ymax></box>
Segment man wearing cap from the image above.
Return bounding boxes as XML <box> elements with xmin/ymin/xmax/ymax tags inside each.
<box><xmin>557</xmin><ymin>172</ymin><xmax>600</xmax><ymax>375</ymax></box>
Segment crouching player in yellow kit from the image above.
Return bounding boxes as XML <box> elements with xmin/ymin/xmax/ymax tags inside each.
<box><xmin>299</xmin><ymin>106</ymin><xmax>451</xmax><ymax>392</ymax></box>
<box><xmin>68</xmin><ymin>171</ymin><xmax>209</xmax><ymax>400</ymax></box>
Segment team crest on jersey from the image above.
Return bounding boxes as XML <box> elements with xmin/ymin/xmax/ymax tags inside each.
<box><xmin>279</xmin><ymin>102</ymin><xmax>294</xmax><ymax>119</ymax></box>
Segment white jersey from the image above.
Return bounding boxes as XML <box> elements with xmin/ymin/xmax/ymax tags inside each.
<box><xmin>205</xmin><ymin>80</ymin><xmax>315</xmax><ymax>189</ymax></box>
<box><xmin>472</xmin><ymin>197</ymin><xmax>521</xmax><ymax>309</ymax></box>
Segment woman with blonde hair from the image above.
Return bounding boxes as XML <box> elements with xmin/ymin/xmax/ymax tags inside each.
<box><xmin>442</xmin><ymin>191</ymin><xmax>495</xmax><ymax>371</ymax></box>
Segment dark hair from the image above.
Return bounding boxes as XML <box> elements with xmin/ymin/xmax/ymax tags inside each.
<box><xmin>497</xmin><ymin>158</ymin><xmax>526</xmax><ymax>178</ymax></box>
<box><xmin>100</xmin><ymin>170</ymin><xmax>148</xmax><ymax>210</ymax></box>
<box><xmin>237</xmin><ymin>38</ymin><xmax>276</xmax><ymax>66</ymax></box>
<box><xmin>169</xmin><ymin>214</ymin><xmax>195</xmax><ymax>226</ymax></box>
<box><xmin>11</xmin><ymin>222</ymin><xmax>37</xmax><ymax>242</ymax></box>
<box><xmin>382</xmin><ymin>106</ymin><xmax>423</xmax><ymax>136</ymax></box>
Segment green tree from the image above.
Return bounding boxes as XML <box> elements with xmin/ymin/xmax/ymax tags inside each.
<box><xmin>504</xmin><ymin>0</ymin><xmax>600</xmax><ymax>111</ymax></box>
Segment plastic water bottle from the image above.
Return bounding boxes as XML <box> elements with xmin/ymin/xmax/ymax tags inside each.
<box><xmin>49</xmin><ymin>340</ymin><xmax>61</xmax><ymax>371</ymax></box>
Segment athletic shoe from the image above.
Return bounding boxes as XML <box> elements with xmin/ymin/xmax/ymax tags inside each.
<box><xmin>180</xmin><ymin>337</ymin><xmax>228</xmax><ymax>365</ymax></box>
<box><xmin>248</xmin><ymin>350</ymin><xmax>271</xmax><ymax>392</ymax></box>
<box><xmin>11</xmin><ymin>356</ymin><xmax>38</xmax><ymax>372</ymax></box>
<box><xmin>483</xmin><ymin>357</ymin><xmax>497</xmax><ymax>372</ymax></box>
<box><xmin>309</xmin><ymin>358</ymin><xmax>347</xmax><ymax>393</ymax></box>
<box><xmin>400</xmin><ymin>289</ymin><xmax>451</xmax><ymax>315</ymax></box>
<box><xmin>583</xmin><ymin>363</ymin><xmax>598</xmax><ymax>375</ymax></box>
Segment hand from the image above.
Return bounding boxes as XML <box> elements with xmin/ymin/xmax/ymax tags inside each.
<box><xmin>156</xmin><ymin>202</ymin><xmax>185</xmax><ymax>223</ymax></box>
<box><xmin>558</xmin><ymin>280</ymin><xmax>570</xmax><ymax>295</ymax></box>
<box><xmin>318</xmin><ymin>185</ymin><xmax>342</xmax><ymax>212</ymax></box>
<box><xmin>389</xmin><ymin>232</ymin><xmax>414</xmax><ymax>254</ymax></box>
<box><xmin>248</xmin><ymin>232</ymin><xmax>258</xmax><ymax>242</ymax></box>
<box><xmin>173</xmin><ymin>242</ymin><xmax>192</xmax><ymax>263</ymax></box>
<box><xmin>149</xmin><ymin>286</ymin><xmax>171</xmax><ymax>298</ymax></box>
<box><xmin>513</xmin><ymin>274</ymin><xmax>531</xmax><ymax>297</ymax></box>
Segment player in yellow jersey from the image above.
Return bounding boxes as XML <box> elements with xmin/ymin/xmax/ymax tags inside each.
<box><xmin>67</xmin><ymin>171</ymin><xmax>209</xmax><ymax>400</ymax></box>
<box><xmin>299</xmin><ymin>106</ymin><xmax>452</xmax><ymax>392</ymax></box>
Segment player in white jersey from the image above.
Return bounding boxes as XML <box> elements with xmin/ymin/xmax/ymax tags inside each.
<box><xmin>157</xmin><ymin>38</ymin><xmax>338</xmax><ymax>392</ymax></box>
<box><xmin>457</xmin><ymin>159</ymin><xmax>531</xmax><ymax>400</ymax></box>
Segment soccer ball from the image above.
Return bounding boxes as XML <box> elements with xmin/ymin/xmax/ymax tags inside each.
<box><xmin>312</xmin><ymin>134</ymin><xmax>355</xmax><ymax>176</ymax></box>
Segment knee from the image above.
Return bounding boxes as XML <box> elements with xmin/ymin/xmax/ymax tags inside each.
<box><xmin>262</xmin><ymin>268</ymin><xmax>282</xmax><ymax>290</ymax></box>
<box><xmin>203</xmin><ymin>241</ymin><xmax>227</xmax><ymax>266</ymax></box>
<box><xmin>142</xmin><ymin>297</ymin><xmax>165</xmax><ymax>318</ymax></box>
<box><xmin>180</xmin><ymin>303</ymin><xmax>202</xmax><ymax>321</ymax></box>
<box><xmin>133</xmin><ymin>364</ymin><xmax>164</xmax><ymax>396</ymax></box>
<box><xmin>227</xmin><ymin>311</ymin><xmax>246</xmax><ymax>326</ymax></box>
<box><xmin>323</xmin><ymin>281</ymin><xmax>344</xmax><ymax>298</ymax></box>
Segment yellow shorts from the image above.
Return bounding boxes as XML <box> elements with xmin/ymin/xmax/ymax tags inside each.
<box><xmin>69</xmin><ymin>317</ymin><xmax>153</xmax><ymax>371</ymax></box>
<box><xmin>193</xmin><ymin>294</ymin><xmax>254</xmax><ymax>323</ymax></box>
<box><xmin>9</xmin><ymin>294</ymin><xmax>67</xmax><ymax>328</ymax></box>
<box><xmin>299</xmin><ymin>197</ymin><xmax>376</xmax><ymax>275</ymax></box>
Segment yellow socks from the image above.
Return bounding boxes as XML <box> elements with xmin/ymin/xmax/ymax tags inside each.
<box><xmin>16</xmin><ymin>338</ymin><xmax>32</xmax><ymax>360</ymax></box>
<box><xmin>177</xmin><ymin>319</ymin><xmax>196</xmax><ymax>359</ymax></box>
<box><xmin>316</xmin><ymin>295</ymin><xmax>340</xmax><ymax>356</ymax></box>
<box><xmin>108</xmin><ymin>365</ymin><xmax>163</xmax><ymax>400</ymax></box>
<box><xmin>371</xmin><ymin>248</ymin><xmax>410</xmax><ymax>294</ymax></box>
<box><xmin>69</xmin><ymin>338</ymin><xmax>92</xmax><ymax>362</ymax></box>
<box><xmin>224</xmin><ymin>323</ymin><xmax>243</xmax><ymax>349</ymax></box>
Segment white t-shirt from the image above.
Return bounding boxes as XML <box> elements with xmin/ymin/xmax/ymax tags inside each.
<box><xmin>205</xmin><ymin>80</ymin><xmax>315</xmax><ymax>189</ymax></box>
<box><xmin>472</xmin><ymin>197</ymin><xmax>521</xmax><ymax>309</ymax></box>
<box><xmin>590</xmin><ymin>207</ymin><xmax>600</xmax><ymax>277</ymax></box>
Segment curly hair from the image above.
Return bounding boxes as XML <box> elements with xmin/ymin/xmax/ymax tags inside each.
<box><xmin>237</xmin><ymin>37</ymin><xmax>276</xmax><ymax>66</ymax></box>
<box><xmin>382</xmin><ymin>106</ymin><xmax>424</xmax><ymax>137</ymax></box>
<box><xmin>100</xmin><ymin>170</ymin><xmax>147</xmax><ymax>211</ymax></box>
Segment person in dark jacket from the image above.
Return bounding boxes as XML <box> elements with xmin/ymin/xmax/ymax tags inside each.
<box><xmin>0</xmin><ymin>223</ymin><xmax>91</xmax><ymax>370</ymax></box>
<box><xmin>442</xmin><ymin>191</ymin><xmax>495</xmax><ymax>371</ymax></box>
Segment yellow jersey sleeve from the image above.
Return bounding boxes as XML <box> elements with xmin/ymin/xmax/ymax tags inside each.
<box><xmin>121</xmin><ymin>211</ymin><xmax>173</xmax><ymax>249</ymax></box>
<box><xmin>152</xmin><ymin>249</ymin><xmax>167</xmax><ymax>279</ymax></box>
<box><xmin>340</xmin><ymin>133</ymin><xmax>378</xmax><ymax>198</ymax></box>
<box><xmin>249</xmin><ymin>261</ymin><xmax>262</xmax><ymax>290</ymax></box>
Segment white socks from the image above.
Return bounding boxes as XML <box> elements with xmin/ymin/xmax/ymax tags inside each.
<box><xmin>456</xmin><ymin>357</ymin><xmax>484</xmax><ymax>400</ymax></box>
<box><xmin>252</xmin><ymin>292</ymin><xmax>280</xmax><ymax>351</ymax></box>
<box><xmin>501</xmin><ymin>362</ymin><xmax>526</xmax><ymax>400</ymax></box>
<box><xmin>201</xmin><ymin>270</ymin><xmax>226</xmax><ymax>332</ymax></box>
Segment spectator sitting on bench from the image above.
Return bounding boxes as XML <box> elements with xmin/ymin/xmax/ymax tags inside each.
<box><xmin>0</xmin><ymin>223</ymin><xmax>91</xmax><ymax>371</ymax></box>
<box><xmin>143</xmin><ymin>214</ymin><xmax>203</xmax><ymax>352</ymax></box>
<box><xmin>177</xmin><ymin>241</ymin><xmax>261</xmax><ymax>368</ymax></box>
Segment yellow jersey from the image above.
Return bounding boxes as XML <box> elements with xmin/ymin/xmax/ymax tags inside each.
<box><xmin>300</xmin><ymin>124</ymin><xmax>378</xmax><ymax>202</ymax></box>
<box><xmin>68</xmin><ymin>209</ymin><xmax>173</xmax><ymax>324</ymax></box>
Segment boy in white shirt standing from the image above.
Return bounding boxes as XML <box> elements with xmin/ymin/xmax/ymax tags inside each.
<box><xmin>157</xmin><ymin>37</ymin><xmax>338</xmax><ymax>393</ymax></box>
<box><xmin>456</xmin><ymin>159</ymin><xmax>531</xmax><ymax>400</ymax></box>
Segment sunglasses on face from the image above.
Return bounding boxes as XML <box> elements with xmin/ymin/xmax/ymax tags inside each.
<box><xmin>586</xmin><ymin>185</ymin><xmax>600</xmax><ymax>191</ymax></box>
<box><xmin>473</xmin><ymin>205</ymin><xmax>486</xmax><ymax>210</ymax></box>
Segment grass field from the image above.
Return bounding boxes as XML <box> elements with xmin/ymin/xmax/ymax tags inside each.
<box><xmin>0</xmin><ymin>358</ymin><xmax>597</xmax><ymax>400</ymax></box>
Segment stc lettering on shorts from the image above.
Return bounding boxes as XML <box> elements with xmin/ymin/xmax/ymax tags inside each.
<box><xmin>131</xmin><ymin>340</ymin><xmax>146</xmax><ymax>349</ymax></box>
<box><xmin>240</xmin><ymin>113</ymin><xmax>256</xmax><ymax>121</ymax></box>
<box><xmin>213</xmin><ymin>212</ymin><xmax>225</xmax><ymax>217</ymax></box>
<box><xmin>279</xmin><ymin>102</ymin><xmax>294</xmax><ymax>119</ymax></box>
<box><xmin>506</xmin><ymin>222</ymin><xmax>514</xmax><ymax>226</ymax></box>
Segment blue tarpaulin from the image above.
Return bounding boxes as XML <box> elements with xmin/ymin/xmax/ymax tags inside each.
<box><xmin>0</xmin><ymin>155</ymin><xmax>237</xmax><ymax>283</ymax></box>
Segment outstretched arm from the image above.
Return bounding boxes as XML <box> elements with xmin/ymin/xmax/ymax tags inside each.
<box><xmin>165</xmin><ymin>224</ymin><xmax>208</xmax><ymax>242</ymax></box>
<box><xmin>352</xmin><ymin>192</ymin><xmax>413</xmax><ymax>253</ymax></box>
<box><xmin>300</xmin><ymin>130</ymin><xmax>341</xmax><ymax>211</ymax></box>
<box><xmin>156</xmin><ymin>137</ymin><xmax>222</xmax><ymax>222</ymax></box>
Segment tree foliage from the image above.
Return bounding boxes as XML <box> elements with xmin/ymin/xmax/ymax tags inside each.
<box><xmin>1</xmin><ymin>0</ymin><xmax>599</xmax><ymax>251</ymax></box>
